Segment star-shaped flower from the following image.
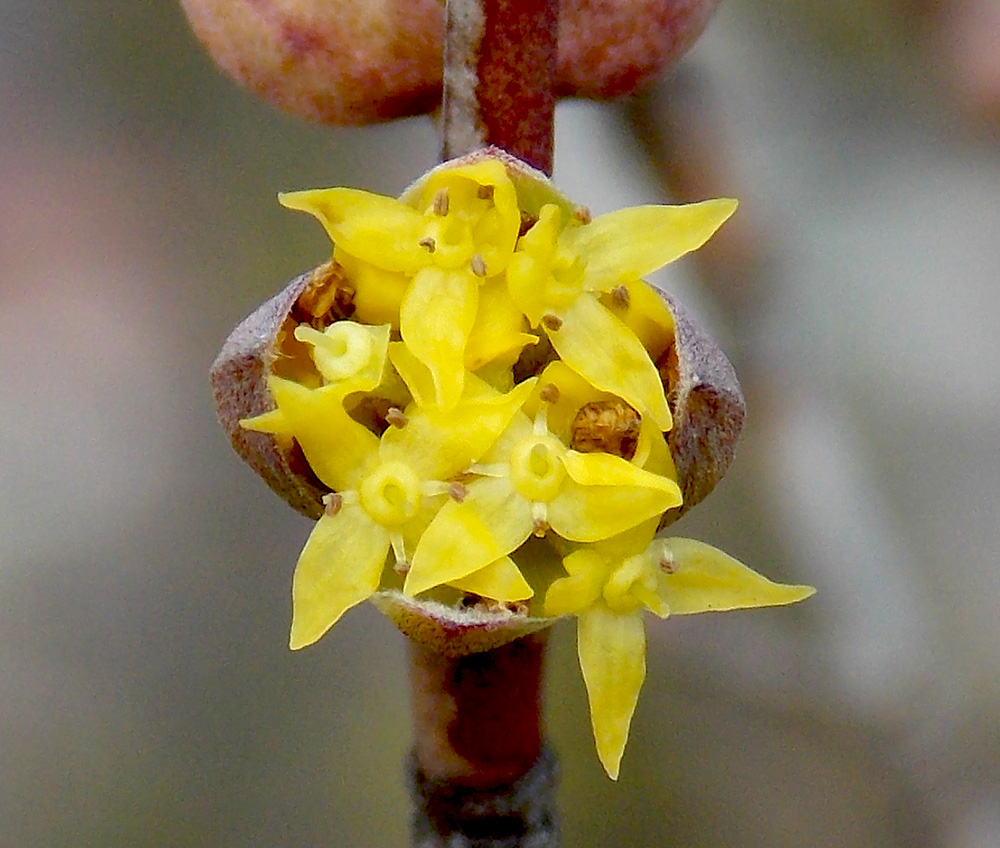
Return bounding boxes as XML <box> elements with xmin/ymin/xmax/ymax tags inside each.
<box><xmin>402</xmin><ymin>401</ymin><xmax>683</xmax><ymax>598</ymax></box>
<box><xmin>544</xmin><ymin>522</ymin><xmax>815</xmax><ymax>778</ymax></box>
<box><xmin>506</xmin><ymin>198</ymin><xmax>737</xmax><ymax>430</ymax></box>
<box><xmin>280</xmin><ymin>158</ymin><xmax>524</xmax><ymax>410</ymax></box>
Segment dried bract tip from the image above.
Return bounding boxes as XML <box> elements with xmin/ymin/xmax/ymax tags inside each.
<box><xmin>611</xmin><ymin>284</ymin><xmax>630</xmax><ymax>309</ymax></box>
<box><xmin>324</xmin><ymin>492</ymin><xmax>344</xmax><ymax>517</ymax></box>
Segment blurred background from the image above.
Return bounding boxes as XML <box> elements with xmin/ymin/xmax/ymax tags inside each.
<box><xmin>2</xmin><ymin>1</ymin><xmax>999</xmax><ymax>846</ymax></box>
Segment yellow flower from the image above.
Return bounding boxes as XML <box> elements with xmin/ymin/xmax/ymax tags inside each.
<box><xmin>280</xmin><ymin>159</ymin><xmax>524</xmax><ymax>410</ymax></box>
<box><xmin>285</xmin><ymin>376</ymin><xmax>537</xmax><ymax>649</ymax></box>
<box><xmin>506</xmin><ymin>199</ymin><xmax>737</xmax><ymax>430</ymax></box>
<box><xmin>402</xmin><ymin>403</ymin><xmax>682</xmax><ymax>598</ymax></box>
<box><xmin>545</xmin><ymin>522</ymin><xmax>815</xmax><ymax>779</ymax></box>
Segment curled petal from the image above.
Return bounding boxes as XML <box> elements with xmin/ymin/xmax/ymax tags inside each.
<box><xmin>465</xmin><ymin>279</ymin><xmax>537</xmax><ymax>371</ymax></box>
<box><xmin>405</xmin><ymin>477</ymin><xmax>533</xmax><ymax>597</ymax></box>
<box><xmin>548</xmin><ymin>294</ymin><xmax>672</xmax><ymax>430</ymax></box>
<box><xmin>567</xmin><ymin>199</ymin><xmax>738</xmax><ymax>292</ymax></box>
<box><xmin>400</xmin><ymin>266</ymin><xmax>479</xmax><ymax>409</ymax></box>
<box><xmin>250</xmin><ymin>376</ymin><xmax>378</xmax><ymax>492</ymax></box>
<box><xmin>335</xmin><ymin>249</ymin><xmax>409</xmax><ymax>329</ymax></box>
<box><xmin>544</xmin><ymin>549</ymin><xmax>606</xmax><ymax>616</ymax></box>
<box><xmin>548</xmin><ymin>476</ymin><xmax>680</xmax><ymax>543</ymax></box>
<box><xmin>290</xmin><ymin>507</ymin><xmax>389</xmax><ymax>649</ymax></box>
<box><xmin>449</xmin><ymin>557</ymin><xmax>534</xmax><ymax>602</ymax></box>
<box><xmin>578</xmin><ymin>605</ymin><xmax>646</xmax><ymax>780</ymax></box>
<box><xmin>280</xmin><ymin>188</ymin><xmax>429</xmax><ymax>274</ymax></box>
<box><xmin>655</xmin><ymin>538</ymin><xmax>816</xmax><ymax>614</ymax></box>
<box><xmin>562</xmin><ymin>449</ymin><xmax>680</xmax><ymax>496</ymax></box>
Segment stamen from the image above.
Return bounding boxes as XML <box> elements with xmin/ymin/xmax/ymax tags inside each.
<box><xmin>531</xmin><ymin>501</ymin><xmax>549</xmax><ymax>537</ymax></box>
<box><xmin>538</xmin><ymin>382</ymin><xmax>560</xmax><ymax>404</ymax></box>
<box><xmin>470</xmin><ymin>254</ymin><xmax>488</xmax><ymax>277</ymax></box>
<box><xmin>533</xmin><ymin>405</ymin><xmax>549</xmax><ymax>436</ymax></box>
<box><xmin>541</xmin><ymin>313</ymin><xmax>563</xmax><ymax>331</ymax></box>
<box><xmin>432</xmin><ymin>188</ymin><xmax>450</xmax><ymax>216</ymax></box>
<box><xmin>467</xmin><ymin>462</ymin><xmax>507</xmax><ymax>477</ymax></box>
<box><xmin>573</xmin><ymin>205</ymin><xmax>592</xmax><ymax>225</ymax></box>
<box><xmin>323</xmin><ymin>493</ymin><xmax>343</xmax><ymax>517</ymax></box>
<box><xmin>418</xmin><ymin>236</ymin><xmax>436</xmax><ymax>253</ymax></box>
<box><xmin>448</xmin><ymin>481</ymin><xmax>468</xmax><ymax>503</ymax></box>
<box><xmin>389</xmin><ymin>531</ymin><xmax>408</xmax><ymax>570</ymax></box>
<box><xmin>477</xmin><ymin>184</ymin><xmax>495</xmax><ymax>201</ymax></box>
<box><xmin>611</xmin><ymin>284</ymin><xmax>630</xmax><ymax>308</ymax></box>
<box><xmin>385</xmin><ymin>407</ymin><xmax>408</xmax><ymax>428</ymax></box>
<box><xmin>659</xmin><ymin>553</ymin><xmax>676</xmax><ymax>574</ymax></box>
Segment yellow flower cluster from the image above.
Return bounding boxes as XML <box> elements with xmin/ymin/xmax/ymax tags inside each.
<box><xmin>241</xmin><ymin>155</ymin><xmax>813</xmax><ymax>778</ymax></box>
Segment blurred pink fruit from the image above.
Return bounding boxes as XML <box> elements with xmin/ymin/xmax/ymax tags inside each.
<box><xmin>181</xmin><ymin>0</ymin><xmax>721</xmax><ymax>125</ymax></box>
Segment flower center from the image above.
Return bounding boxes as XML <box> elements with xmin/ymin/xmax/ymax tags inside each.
<box><xmin>509</xmin><ymin>433</ymin><xmax>567</xmax><ymax>502</ymax></box>
<box><xmin>359</xmin><ymin>461</ymin><xmax>422</xmax><ymax>526</ymax></box>
<box><xmin>295</xmin><ymin>322</ymin><xmax>373</xmax><ymax>383</ymax></box>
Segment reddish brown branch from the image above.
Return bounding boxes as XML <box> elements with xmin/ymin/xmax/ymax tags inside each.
<box><xmin>441</xmin><ymin>0</ymin><xmax>558</xmax><ymax>175</ymax></box>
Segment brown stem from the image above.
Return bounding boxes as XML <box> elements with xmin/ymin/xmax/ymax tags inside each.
<box><xmin>441</xmin><ymin>0</ymin><xmax>558</xmax><ymax>175</ymax></box>
<box><xmin>407</xmin><ymin>634</ymin><xmax>557</xmax><ymax>846</ymax></box>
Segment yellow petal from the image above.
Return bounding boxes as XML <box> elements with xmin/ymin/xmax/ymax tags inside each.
<box><xmin>266</xmin><ymin>376</ymin><xmax>378</xmax><ymax>492</ymax></box>
<box><xmin>388</xmin><ymin>341</ymin><xmax>436</xmax><ymax>409</ymax></box>
<box><xmin>655</xmin><ymin>538</ymin><xmax>816</xmax><ymax>614</ymax></box>
<box><xmin>280</xmin><ymin>188</ymin><xmax>429</xmax><ymax>274</ymax></box>
<box><xmin>335</xmin><ymin>248</ymin><xmax>409</xmax><ymax>330</ymax></box>
<box><xmin>449</xmin><ymin>556</ymin><xmax>534</xmax><ymax>602</ymax></box>
<box><xmin>599</xmin><ymin>278</ymin><xmax>675</xmax><ymax>362</ymax></box>
<box><xmin>577</xmin><ymin>605</ymin><xmax>646</xmax><ymax>780</ymax></box>
<box><xmin>400</xmin><ymin>266</ymin><xmax>479</xmax><ymax>410</ymax></box>
<box><xmin>290</xmin><ymin>507</ymin><xmax>389</xmax><ymax>649</ymax></box>
<box><xmin>547</xmin><ymin>294</ymin><xmax>673</xmax><ymax>430</ymax></box>
<box><xmin>566</xmin><ymin>199</ymin><xmax>738</xmax><ymax>292</ymax></box>
<box><xmin>465</xmin><ymin>278</ymin><xmax>537</xmax><ymax>371</ymax></box>
<box><xmin>548</xmin><ymin>477</ymin><xmax>680</xmax><ymax>543</ymax></box>
<box><xmin>507</xmin><ymin>205</ymin><xmax>568</xmax><ymax>325</ymax></box>
<box><xmin>239</xmin><ymin>407</ymin><xmax>293</xmax><ymax>438</ymax></box>
<box><xmin>405</xmin><ymin>477</ymin><xmax>533</xmax><ymax>597</ymax></box>
<box><xmin>380</xmin><ymin>379</ymin><xmax>535</xmax><ymax>480</ymax></box>
<box><xmin>544</xmin><ymin>549</ymin><xmax>606</xmax><ymax>616</ymax></box>
<box><xmin>562</xmin><ymin>450</ymin><xmax>680</xmax><ymax>496</ymax></box>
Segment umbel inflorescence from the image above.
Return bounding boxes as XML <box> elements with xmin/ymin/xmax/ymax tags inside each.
<box><xmin>212</xmin><ymin>149</ymin><xmax>813</xmax><ymax>778</ymax></box>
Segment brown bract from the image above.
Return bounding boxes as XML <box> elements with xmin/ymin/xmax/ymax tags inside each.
<box><xmin>181</xmin><ymin>0</ymin><xmax>721</xmax><ymax>125</ymax></box>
